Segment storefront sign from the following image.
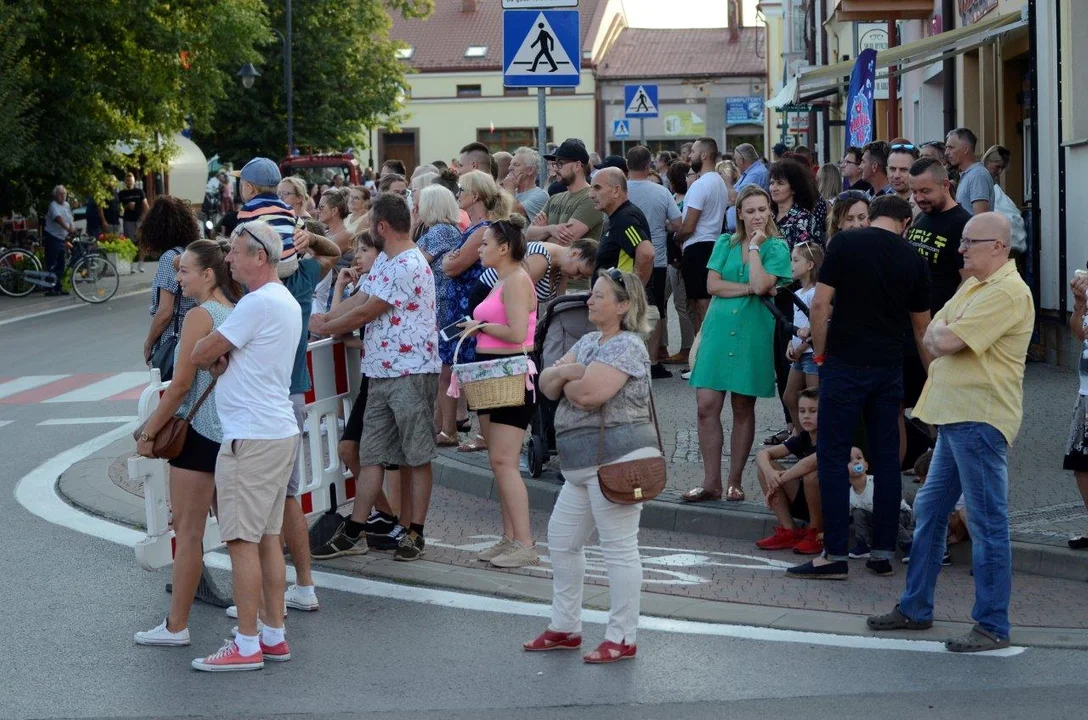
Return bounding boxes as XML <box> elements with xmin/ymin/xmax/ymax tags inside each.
<box><xmin>856</xmin><ymin>23</ymin><xmax>888</xmax><ymax>100</ymax></box>
<box><xmin>725</xmin><ymin>96</ymin><xmax>765</xmax><ymax>126</ymax></box>
<box><xmin>663</xmin><ymin>111</ymin><xmax>706</xmax><ymax>137</ymax></box>
<box><xmin>959</xmin><ymin>0</ymin><xmax>997</xmax><ymax>25</ymax></box>
<box><xmin>845</xmin><ymin>48</ymin><xmax>877</xmax><ymax>149</ymax></box>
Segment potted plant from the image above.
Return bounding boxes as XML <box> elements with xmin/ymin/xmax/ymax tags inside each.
<box><xmin>98</xmin><ymin>234</ymin><xmax>138</xmax><ymax>275</ymax></box>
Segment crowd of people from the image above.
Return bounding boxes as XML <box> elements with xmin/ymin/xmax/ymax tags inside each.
<box><xmin>124</xmin><ymin>121</ymin><xmax>1049</xmax><ymax>669</ymax></box>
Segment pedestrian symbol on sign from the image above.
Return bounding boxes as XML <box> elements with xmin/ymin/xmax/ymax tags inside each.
<box><xmin>634</xmin><ymin>88</ymin><xmax>650</xmax><ymax>113</ymax></box>
<box><xmin>507</xmin><ymin>13</ymin><xmax>574</xmax><ymax>76</ymax></box>
<box><xmin>530</xmin><ymin>23</ymin><xmax>557</xmax><ymax>72</ymax></box>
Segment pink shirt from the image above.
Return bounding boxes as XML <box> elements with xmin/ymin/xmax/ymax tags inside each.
<box><xmin>473</xmin><ymin>277</ymin><xmax>536</xmax><ymax>352</ymax></box>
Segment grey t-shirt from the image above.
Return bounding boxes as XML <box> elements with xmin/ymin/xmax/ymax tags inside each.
<box><xmin>516</xmin><ymin>187</ymin><xmax>549</xmax><ymax>219</ymax></box>
<box><xmin>628</xmin><ymin>179</ymin><xmax>682</xmax><ymax>268</ymax></box>
<box><xmin>955</xmin><ymin>162</ymin><xmax>995</xmax><ymax>216</ymax></box>
<box><xmin>554</xmin><ymin>331</ymin><xmax>658</xmax><ymax>470</ymax></box>
<box><xmin>45</xmin><ymin>201</ymin><xmax>73</xmax><ymax>238</ymax></box>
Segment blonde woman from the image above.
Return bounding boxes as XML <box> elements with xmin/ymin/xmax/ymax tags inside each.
<box><xmin>277</xmin><ymin>176</ymin><xmax>310</xmax><ymax>219</ymax></box>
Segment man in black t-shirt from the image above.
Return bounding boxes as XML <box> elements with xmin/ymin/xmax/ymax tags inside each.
<box><xmin>905</xmin><ymin>157</ymin><xmax>971</xmax><ymax>314</ymax></box>
<box><xmin>590</xmin><ymin>167</ymin><xmax>653</xmax><ymax>285</ymax></box>
<box><xmin>787</xmin><ymin>195</ymin><xmax>931</xmax><ymax>581</ymax></box>
<box><xmin>118</xmin><ymin>171</ymin><xmax>149</xmax><ymax>272</ymax></box>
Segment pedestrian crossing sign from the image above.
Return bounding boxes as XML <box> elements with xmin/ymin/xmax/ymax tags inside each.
<box><xmin>613</xmin><ymin>119</ymin><xmax>631</xmax><ymax>139</ymax></box>
<box><xmin>624</xmin><ymin>84</ymin><xmax>659</xmax><ymax>118</ymax></box>
<box><xmin>503</xmin><ymin>10</ymin><xmax>581</xmax><ymax>87</ymax></box>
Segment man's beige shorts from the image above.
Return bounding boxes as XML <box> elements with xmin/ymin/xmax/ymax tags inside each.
<box><xmin>216</xmin><ymin>436</ymin><xmax>299</xmax><ymax>543</ymax></box>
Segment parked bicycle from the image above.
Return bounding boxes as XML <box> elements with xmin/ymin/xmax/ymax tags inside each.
<box><xmin>67</xmin><ymin>232</ymin><xmax>120</xmax><ymax>303</ymax></box>
<box><xmin>0</xmin><ymin>247</ymin><xmax>54</xmax><ymax>297</ymax></box>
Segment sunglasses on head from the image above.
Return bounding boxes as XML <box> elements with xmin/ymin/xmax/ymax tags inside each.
<box><xmin>604</xmin><ymin>267</ymin><xmax>626</xmax><ymax>290</ymax></box>
<box><xmin>238</xmin><ymin>224</ymin><xmax>274</xmax><ymax>258</ymax></box>
<box><xmin>836</xmin><ymin>190</ymin><xmax>872</xmax><ymax>203</ymax></box>
<box><xmin>890</xmin><ymin>143</ymin><xmax>916</xmax><ymax>152</ymax></box>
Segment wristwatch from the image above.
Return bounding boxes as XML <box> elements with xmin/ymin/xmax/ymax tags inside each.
<box><xmin>139</xmin><ymin>431</ymin><xmax>154</xmax><ymax>442</ymax></box>
<box><xmin>748</xmin><ymin>244</ymin><xmax>760</xmax><ymax>252</ymax></box>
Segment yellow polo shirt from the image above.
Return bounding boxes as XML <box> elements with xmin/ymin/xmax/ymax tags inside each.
<box><xmin>913</xmin><ymin>260</ymin><xmax>1034</xmax><ymax>444</ymax></box>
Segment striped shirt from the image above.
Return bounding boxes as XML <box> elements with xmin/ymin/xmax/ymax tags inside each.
<box><xmin>236</xmin><ymin>193</ymin><xmax>298</xmax><ymax>261</ymax></box>
<box><xmin>479</xmin><ymin>242</ymin><xmax>556</xmax><ymax>302</ymax></box>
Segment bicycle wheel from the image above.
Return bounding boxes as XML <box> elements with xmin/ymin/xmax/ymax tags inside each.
<box><xmin>0</xmin><ymin>249</ymin><xmax>42</xmax><ymax>297</ymax></box>
<box><xmin>70</xmin><ymin>254</ymin><xmax>119</xmax><ymax>303</ymax></box>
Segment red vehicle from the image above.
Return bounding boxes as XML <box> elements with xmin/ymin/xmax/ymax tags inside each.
<box><xmin>279</xmin><ymin>152</ymin><xmax>362</xmax><ymax>188</ymax></box>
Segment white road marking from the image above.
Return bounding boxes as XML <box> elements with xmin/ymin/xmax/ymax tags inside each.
<box><xmin>43</xmin><ymin>372</ymin><xmax>149</xmax><ymax>403</ymax></box>
<box><xmin>0</xmin><ymin>421</ymin><xmax>12</xmax><ymax>429</ymax></box>
<box><xmin>0</xmin><ymin>375</ymin><xmax>69</xmax><ymax>400</ymax></box>
<box><xmin>14</xmin><ymin>424</ymin><xmax>1026</xmax><ymax>657</ymax></box>
<box><xmin>0</xmin><ymin>288</ymin><xmax>147</xmax><ymax>327</ymax></box>
<box><xmin>38</xmin><ymin>416</ymin><xmax>139</xmax><ymax>426</ymax></box>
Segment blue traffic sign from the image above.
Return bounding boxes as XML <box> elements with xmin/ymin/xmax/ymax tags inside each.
<box><xmin>503</xmin><ymin>10</ymin><xmax>581</xmax><ymax>88</ymax></box>
<box><xmin>612</xmin><ymin>119</ymin><xmax>631</xmax><ymax>138</ymax></box>
<box><xmin>624</xmin><ymin>84</ymin><xmax>658</xmax><ymax>118</ymax></box>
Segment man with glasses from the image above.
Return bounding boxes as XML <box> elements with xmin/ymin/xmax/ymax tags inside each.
<box><xmin>840</xmin><ymin>146</ymin><xmax>873</xmax><ymax>194</ymax></box>
<box><xmin>190</xmin><ymin>221</ymin><xmax>303</xmax><ymax>671</ymax></box>
<box><xmin>234</xmin><ymin>157</ymin><xmax>299</xmax><ymax>277</ymax></box>
<box><xmin>887</xmin><ymin>141</ymin><xmax>920</xmax><ymax>213</ymax></box>
<box><xmin>526</xmin><ymin>138</ymin><xmax>604</xmax><ymax>245</ymax></box>
<box><xmin>868</xmin><ymin>213</ymin><xmax>1033</xmax><ymax>653</ymax></box>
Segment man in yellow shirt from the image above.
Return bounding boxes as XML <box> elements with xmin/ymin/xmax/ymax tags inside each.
<box><xmin>867</xmin><ymin>212</ymin><xmax>1034</xmax><ymax>653</ymax></box>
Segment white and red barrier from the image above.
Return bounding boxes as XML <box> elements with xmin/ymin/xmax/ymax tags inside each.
<box><xmin>129</xmin><ymin>338</ymin><xmax>362</xmax><ymax>571</ymax></box>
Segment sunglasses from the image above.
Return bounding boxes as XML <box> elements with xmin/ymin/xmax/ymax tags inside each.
<box><xmin>890</xmin><ymin>143</ymin><xmax>917</xmax><ymax>151</ymax></box>
<box><xmin>604</xmin><ymin>267</ymin><xmax>627</xmax><ymax>290</ymax></box>
<box><xmin>238</xmin><ymin>224</ymin><xmax>274</xmax><ymax>259</ymax></box>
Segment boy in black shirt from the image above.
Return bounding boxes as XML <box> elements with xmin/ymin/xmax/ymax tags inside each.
<box><xmin>755</xmin><ymin>388</ymin><xmax>824</xmax><ymax>554</ymax></box>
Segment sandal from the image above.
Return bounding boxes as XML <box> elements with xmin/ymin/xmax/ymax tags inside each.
<box><xmin>944</xmin><ymin>624</ymin><xmax>1011</xmax><ymax>653</ymax></box>
<box><xmin>523</xmin><ymin>630</ymin><xmax>582</xmax><ymax>652</ymax></box>
<box><xmin>456</xmin><ymin>417</ymin><xmax>472</xmax><ymax>433</ymax></box>
<box><xmin>762</xmin><ymin>428</ymin><xmax>791</xmax><ymax>446</ymax></box>
<box><xmin>457</xmin><ymin>435</ymin><xmax>488</xmax><ymax>453</ymax></box>
<box><xmin>583</xmin><ymin>640</ymin><xmax>636</xmax><ymax>664</ymax></box>
<box><xmin>436</xmin><ymin>431</ymin><xmax>459</xmax><ymax>447</ymax></box>
<box><xmin>726</xmin><ymin>486</ymin><xmax>745</xmax><ymax>502</ymax></box>
<box><xmin>681</xmin><ymin>486</ymin><xmax>722</xmax><ymax>503</ymax></box>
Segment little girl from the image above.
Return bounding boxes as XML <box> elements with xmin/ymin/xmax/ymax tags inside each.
<box><xmin>783</xmin><ymin>241</ymin><xmax>823</xmax><ymax>435</ymax></box>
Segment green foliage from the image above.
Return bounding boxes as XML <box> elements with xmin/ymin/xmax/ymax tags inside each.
<box><xmin>3</xmin><ymin>0</ymin><xmax>269</xmax><ymax>216</ymax></box>
<box><xmin>99</xmin><ymin>236</ymin><xmax>139</xmax><ymax>261</ymax></box>
<box><xmin>0</xmin><ymin>7</ymin><xmax>38</xmax><ymax>183</ymax></box>
<box><xmin>192</xmin><ymin>0</ymin><xmax>433</xmax><ymax>166</ymax></box>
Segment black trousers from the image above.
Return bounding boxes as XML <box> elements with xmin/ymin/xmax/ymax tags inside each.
<box><xmin>43</xmin><ymin>232</ymin><xmax>66</xmax><ymax>291</ymax></box>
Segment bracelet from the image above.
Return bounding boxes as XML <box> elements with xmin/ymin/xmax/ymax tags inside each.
<box><xmin>813</xmin><ymin>354</ymin><xmax>826</xmax><ymax>366</ymax></box>
<box><xmin>748</xmin><ymin>244</ymin><xmax>759</xmax><ymax>252</ymax></box>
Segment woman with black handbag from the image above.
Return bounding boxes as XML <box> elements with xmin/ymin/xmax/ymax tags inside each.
<box><xmin>526</xmin><ymin>268</ymin><xmax>663</xmax><ymax>664</ymax></box>
<box><xmin>140</xmin><ymin>197</ymin><xmax>201</xmax><ymax>379</ymax></box>
<box><xmin>133</xmin><ymin>239</ymin><xmax>240</xmax><ymax>648</ymax></box>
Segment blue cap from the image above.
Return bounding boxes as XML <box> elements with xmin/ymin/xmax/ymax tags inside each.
<box><xmin>236</xmin><ymin>157</ymin><xmax>281</xmax><ymax>186</ymax></box>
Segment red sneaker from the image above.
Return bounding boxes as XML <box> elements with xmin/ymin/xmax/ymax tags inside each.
<box><xmin>191</xmin><ymin>640</ymin><xmax>264</xmax><ymax>672</ymax></box>
<box><xmin>260</xmin><ymin>639</ymin><xmax>292</xmax><ymax>662</ymax></box>
<box><xmin>755</xmin><ymin>526</ymin><xmax>805</xmax><ymax>551</ymax></box>
<box><xmin>793</xmin><ymin>528</ymin><xmax>825</xmax><ymax>555</ymax></box>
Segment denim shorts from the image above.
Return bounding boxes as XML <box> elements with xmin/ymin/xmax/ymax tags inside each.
<box><xmin>791</xmin><ymin>350</ymin><xmax>819</xmax><ymax>376</ymax></box>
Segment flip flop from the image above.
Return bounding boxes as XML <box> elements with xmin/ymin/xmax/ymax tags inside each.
<box><xmin>726</xmin><ymin>486</ymin><xmax>746</xmax><ymax>502</ymax></box>
<box><xmin>457</xmin><ymin>435</ymin><xmax>488</xmax><ymax>453</ymax></box>
<box><xmin>436</xmin><ymin>431</ymin><xmax>459</xmax><ymax>447</ymax></box>
<box><xmin>762</xmin><ymin>429</ymin><xmax>791</xmax><ymax>446</ymax></box>
<box><xmin>681</xmin><ymin>486</ymin><xmax>722</xmax><ymax>503</ymax></box>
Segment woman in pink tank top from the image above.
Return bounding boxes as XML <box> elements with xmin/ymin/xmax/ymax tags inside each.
<box><xmin>459</xmin><ymin>217</ymin><xmax>540</xmax><ymax>568</ymax></box>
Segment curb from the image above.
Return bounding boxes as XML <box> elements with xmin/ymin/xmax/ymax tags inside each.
<box><xmin>431</xmin><ymin>450</ymin><xmax>1088</xmax><ymax>584</ymax></box>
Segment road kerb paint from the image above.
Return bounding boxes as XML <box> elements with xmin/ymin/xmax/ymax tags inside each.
<box><xmin>38</xmin><ymin>416</ymin><xmax>139</xmax><ymax>426</ymax></box>
<box><xmin>14</xmin><ymin>425</ymin><xmax>1026</xmax><ymax>657</ymax></box>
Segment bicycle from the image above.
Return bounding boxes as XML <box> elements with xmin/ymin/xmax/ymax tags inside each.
<box><xmin>68</xmin><ymin>232</ymin><xmax>120</xmax><ymax>303</ymax></box>
<box><xmin>0</xmin><ymin>246</ymin><xmax>54</xmax><ymax>297</ymax></box>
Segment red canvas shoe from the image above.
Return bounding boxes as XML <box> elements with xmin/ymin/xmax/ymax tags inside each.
<box><xmin>793</xmin><ymin>528</ymin><xmax>825</xmax><ymax>555</ymax></box>
<box><xmin>191</xmin><ymin>640</ymin><xmax>264</xmax><ymax>672</ymax></box>
<box><xmin>755</xmin><ymin>526</ymin><xmax>805</xmax><ymax>551</ymax></box>
<box><xmin>260</xmin><ymin>639</ymin><xmax>292</xmax><ymax>662</ymax></box>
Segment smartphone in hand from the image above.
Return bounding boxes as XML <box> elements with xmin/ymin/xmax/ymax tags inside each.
<box><xmin>439</xmin><ymin>316</ymin><xmax>473</xmax><ymax>343</ymax></box>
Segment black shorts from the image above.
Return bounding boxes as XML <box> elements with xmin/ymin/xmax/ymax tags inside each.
<box><xmin>474</xmin><ymin>353</ymin><xmax>538</xmax><ymax>430</ymax></box>
<box><xmin>341</xmin><ymin>375</ymin><xmax>370</xmax><ymax>444</ymax></box>
<box><xmin>650</xmin><ymin>267</ymin><xmax>667</xmax><ymax>315</ymax></box>
<box><xmin>680</xmin><ymin>241</ymin><xmax>715</xmax><ymax>300</ymax></box>
<box><xmin>788</xmin><ymin>481</ymin><xmax>811</xmax><ymax>524</ymax></box>
<box><xmin>168</xmin><ymin>428</ymin><xmax>221</xmax><ymax>474</ymax></box>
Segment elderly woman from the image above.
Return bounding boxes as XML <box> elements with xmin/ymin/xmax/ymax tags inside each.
<box><xmin>277</xmin><ymin>177</ymin><xmax>310</xmax><ymax>219</ymax></box>
<box><xmin>133</xmin><ymin>239</ymin><xmax>239</xmax><ymax>647</ymax></box>
<box><xmin>140</xmin><ymin>196</ymin><xmax>201</xmax><ymax>375</ymax></box>
<box><xmin>442</xmin><ymin>170</ymin><xmax>513</xmax><ymax>453</ymax></box>
<box><xmin>683</xmin><ymin>186</ymin><xmax>791</xmax><ymax>502</ymax></box>
<box><xmin>527</xmin><ymin>268</ymin><xmax>661</xmax><ymax>664</ymax></box>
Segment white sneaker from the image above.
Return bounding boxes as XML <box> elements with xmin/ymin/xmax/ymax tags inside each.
<box><xmin>135</xmin><ymin>618</ymin><xmax>191</xmax><ymax>647</ymax></box>
<box><xmin>680</xmin><ymin>369</ymin><xmax>692</xmax><ymax>380</ymax></box>
<box><xmin>225</xmin><ymin>600</ymin><xmax>288</xmax><ymax>619</ymax></box>
<box><xmin>284</xmin><ymin>584</ymin><xmax>319</xmax><ymax>611</ymax></box>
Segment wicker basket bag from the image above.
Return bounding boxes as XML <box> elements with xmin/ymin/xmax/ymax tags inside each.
<box><xmin>449</xmin><ymin>325</ymin><xmax>533</xmax><ymax>410</ymax></box>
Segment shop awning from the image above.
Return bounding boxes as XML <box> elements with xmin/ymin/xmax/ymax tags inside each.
<box><xmin>766</xmin><ymin>76</ymin><xmax>798</xmax><ymax>111</ymax></box>
<box><xmin>790</xmin><ymin>10</ymin><xmax>1026</xmax><ymax>101</ymax></box>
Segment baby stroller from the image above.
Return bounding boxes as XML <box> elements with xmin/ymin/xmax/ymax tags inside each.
<box><xmin>526</xmin><ymin>293</ymin><xmax>592</xmax><ymax>477</ymax></box>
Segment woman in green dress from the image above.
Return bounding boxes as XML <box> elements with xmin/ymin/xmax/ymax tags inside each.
<box><xmin>682</xmin><ymin>186</ymin><xmax>792</xmax><ymax>503</ymax></box>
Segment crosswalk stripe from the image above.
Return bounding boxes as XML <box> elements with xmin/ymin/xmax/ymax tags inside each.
<box><xmin>43</xmin><ymin>372</ymin><xmax>150</xmax><ymax>403</ymax></box>
<box><xmin>0</xmin><ymin>421</ymin><xmax>12</xmax><ymax>429</ymax></box>
<box><xmin>0</xmin><ymin>375</ymin><xmax>70</xmax><ymax>401</ymax></box>
<box><xmin>37</xmin><ymin>417</ymin><xmax>138</xmax><ymax>426</ymax></box>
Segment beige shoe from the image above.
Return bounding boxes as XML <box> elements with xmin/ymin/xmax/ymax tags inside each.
<box><xmin>489</xmin><ymin>541</ymin><xmax>541</xmax><ymax>569</ymax></box>
<box><xmin>477</xmin><ymin>537</ymin><xmax>513</xmax><ymax>562</ymax></box>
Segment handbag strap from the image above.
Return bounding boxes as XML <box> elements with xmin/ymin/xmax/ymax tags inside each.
<box><xmin>183</xmin><ymin>378</ymin><xmax>217</xmax><ymax>422</ymax></box>
<box><xmin>596</xmin><ymin>362</ymin><xmax>664</xmax><ymax>466</ymax></box>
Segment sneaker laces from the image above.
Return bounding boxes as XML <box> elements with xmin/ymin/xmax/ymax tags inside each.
<box><xmin>207</xmin><ymin>640</ymin><xmax>239</xmax><ymax>660</ymax></box>
<box><xmin>397</xmin><ymin>533</ymin><xmax>417</xmax><ymax>549</ymax></box>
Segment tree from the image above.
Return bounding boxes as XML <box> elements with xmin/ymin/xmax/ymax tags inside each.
<box><xmin>3</xmin><ymin>0</ymin><xmax>269</xmax><ymax>216</ymax></box>
<box><xmin>192</xmin><ymin>0</ymin><xmax>433</xmax><ymax>167</ymax></box>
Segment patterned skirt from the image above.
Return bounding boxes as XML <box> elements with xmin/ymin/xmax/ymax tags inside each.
<box><xmin>1063</xmin><ymin>395</ymin><xmax>1088</xmax><ymax>472</ymax></box>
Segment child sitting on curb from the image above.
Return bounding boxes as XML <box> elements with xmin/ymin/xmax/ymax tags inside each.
<box><xmin>754</xmin><ymin>388</ymin><xmax>824</xmax><ymax>555</ymax></box>
<box><xmin>848</xmin><ymin>447</ymin><xmax>915</xmax><ymax>567</ymax></box>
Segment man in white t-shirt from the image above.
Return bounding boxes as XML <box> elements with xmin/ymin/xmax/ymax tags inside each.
<box><xmin>189</xmin><ymin>220</ymin><xmax>302</xmax><ymax>672</ymax></box>
<box><xmin>308</xmin><ymin>194</ymin><xmax>441</xmax><ymax>563</ymax></box>
<box><xmin>673</xmin><ymin>137</ymin><xmax>727</xmax><ymax>331</ymax></box>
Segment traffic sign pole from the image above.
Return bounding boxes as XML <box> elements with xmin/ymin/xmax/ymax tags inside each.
<box><xmin>537</xmin><ymin>87</ymin><xmax>547</xmax><ymax>188</ymax></box>
<box><xmin>639</xmin><ymin>118</ymin><xmax>645</xmax><ymax>145</ymax></box>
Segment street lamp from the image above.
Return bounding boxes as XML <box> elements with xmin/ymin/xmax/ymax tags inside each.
<box><xmin>236</xmin><ymin>63</ymin><xmax>261</xmax><ymax>90</ymax></box>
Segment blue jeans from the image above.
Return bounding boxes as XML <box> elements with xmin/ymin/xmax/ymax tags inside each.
<box><xmin>899</xmin><ymin>422</ymin><xmax>1011</xmax><ymax>638</ymax></box>
<box><xmin>817</xmin><ymin>357</ymin><xmax>903</xmax><ymax>561</ymax></box>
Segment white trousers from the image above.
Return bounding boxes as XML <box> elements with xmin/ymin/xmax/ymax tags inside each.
<box><xmin>547</xmin><ymin>447</ymin><xmax>658</xmax><ymax>644</ymax></box>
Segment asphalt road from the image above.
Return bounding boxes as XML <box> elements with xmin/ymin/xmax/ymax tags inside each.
<box><xmin>3</xmin><ymin>294</ymin><xmax>1088</xmax><ymax>720</ymax></box>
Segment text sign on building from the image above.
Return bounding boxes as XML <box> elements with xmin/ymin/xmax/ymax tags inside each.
<box><xmin>503</xmin><ymin>10</ymin><xmax>581</xmax><ymax>87</ymax></box>
<box><xmin>856</xmin><ymin>23</ymin><xmax>888</xmax><ymax>100</ymax></box>
<box><xmin>623</xmin><ymin>84</ymin><xmax>659</xmax><ymax>118</ymax></box>
<box><xmin>502</xmin><ymin>0</ymin><xmax>578</xmax><ymax>8</ymax></box>
<box><xmin>725</xmin><ymin>96</ymin><xmax>765</xmax><ymax>126</ymax></box>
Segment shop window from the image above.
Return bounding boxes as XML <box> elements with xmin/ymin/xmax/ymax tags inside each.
<box><xmin>504</xmin><ymin>87</ymin><xmax>529</xmax><ymax>97</ymax></box>
<box><xmin>476</xmin><ymin>127</ymin><xmax>554</xmax><ymax>153</ymax></box>
<box><xmin>456</xmin><ymin>85</ymin><xmax>482</xmax><ymax>98</ymax></box>
<box><xmin>550</xmin><ymin>87</ymin><xmax>575</xmax><ymax>96</ymax></box>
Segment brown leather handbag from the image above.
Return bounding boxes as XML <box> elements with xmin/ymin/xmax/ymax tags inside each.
<box><xmin>134</xmin><ymin>380</ymin><xmax>216</xmax><ymax>460</ymax></box>
<box><xmin>596</xmin><ymin>389</ymin><xmax>666</xmax><ymax>504</ymax></box>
